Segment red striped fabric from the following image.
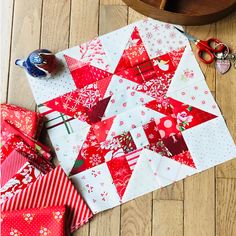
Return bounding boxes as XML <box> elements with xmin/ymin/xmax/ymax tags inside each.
<box><xmin>125</xmin><ymin>149</ymin><xmax>142</xmax><ymax>171</ymax></box>
<box><xmin>1</xmin><ymin>166</ymin><xmax>93</xmax><ymax>232</ymax></box>
<box><xmin>1</xmin><ymin>150</ymin><xmax>28</xmax><ymax>187</ymax></box>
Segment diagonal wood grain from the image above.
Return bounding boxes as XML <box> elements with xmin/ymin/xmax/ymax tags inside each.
<box><xmin>7</xmin><ymin>0</ymin><xmax>42</xmax><ymax>109</ymax></box>
<box><xmin>184</xmin><ymin>169</ymin><xmax>215</xmax><ymax>236</ymax></box>
<box><xmin>153</xmin><ymin>200</ymin><xmax>183</xmax><ymax>236</ymax></box>
<box><xmin>1</xmin><ymin>0</ymin><xmax>14</xmax><ymax>103</ymax></box>
<box><xmin>215</xmin><ymin>11</ymin><xmax>236</xmax><ymax>179</ymax></box>
<box><xmin>99</xmin><ymin>5</ymin><xmax>128</xmax><ymax>35</ymax></box>
<box><xmin>216</xmin><ymin>178</ymin><xmax>236</xmax><ymax>236</ymax></box>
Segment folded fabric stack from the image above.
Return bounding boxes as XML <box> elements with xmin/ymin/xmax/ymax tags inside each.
<box><xmin>1</xmin><ymin>205</ymin><xmax>66</xmax><ymax>236</ymax></box>
<box><xmin>1</xmin><ymin>104</ymin><xmax>53</xmax><ymax>202</ymax></box>
<box><xmin>1</xmin><ymin>104</ymin><xmax>45</xmax><ymax>140</ymax></box>
<box><xmin>1</xmin><ymin>104</ymin><xmax>93</xmax><ymax>235</ymax></box>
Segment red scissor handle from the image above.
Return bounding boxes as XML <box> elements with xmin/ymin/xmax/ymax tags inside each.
<box><xmin>199</xmin><ymin>38</ymin><xmax>224</xmax><ymax>52</ymax></box>
<box><xmin>196</xmin><ymin>38</ymin><xmax>224</xmax><ymax>64</ymax></box>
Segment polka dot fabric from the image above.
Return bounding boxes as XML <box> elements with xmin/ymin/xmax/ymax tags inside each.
<box><xmin>1</xmin><ymin>205</ymin><xmax>66</xmax><ymax>236</ymax></box>
<box><xmin>155</xmin><ymin>116</ymin><xmax>179</xmax><ymax>138</ymax></box>
<box><xmin>1</xmin><ymin>167</ymin><xmax>93</xmax><ymax>233</ymax></box>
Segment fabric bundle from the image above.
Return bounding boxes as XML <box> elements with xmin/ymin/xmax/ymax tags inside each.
<box><xmin>1</xmin><ymin>205</ymin><xmax>66</xmax><ymax>236</ymax></box>
<box><xmin>1</xmin><ymin>104</ymin><xmax>53</xmax><ymax>201</ymax></box>
<box><xmin>0</xmin><ymin>104</ymin><xmax>93</xmax><ymax>234</ymax></box>
<box><xmin>1</xmin><ymin>104</ymin><xmax>53</xmax><ymax>203</ymax></box>
<box><xmin>1</xmin><ymin>166</ymin><xmax>93</xmax><ymax>233</ymax></box>
<box><xmin>1</xmin><ymin>104</ymin><xmax>44</xmax><ymax>139</ymax></box>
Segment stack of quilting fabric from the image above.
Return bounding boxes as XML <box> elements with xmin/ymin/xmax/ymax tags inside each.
<box><xmin>0</xmin><ymin>104</ymin><xmax>93</xmax><ymax>235</ymax></box>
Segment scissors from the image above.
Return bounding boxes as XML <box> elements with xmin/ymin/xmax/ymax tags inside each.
<box><xmin>174</xmin><ymin>27</ymin><xmax>225</xmax><ymax>64</ymax></box>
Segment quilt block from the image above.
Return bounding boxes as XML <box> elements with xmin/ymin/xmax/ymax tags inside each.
<box><xmin>27</xmin><ymin>18</ymin><xmax>236</xmax><ymax>214</ymax></box>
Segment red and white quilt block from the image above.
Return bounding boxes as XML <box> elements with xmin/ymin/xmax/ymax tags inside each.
<box><xmin>27</xmin><ymin>18</ymin><xmax>236</xmax><ymax>214</ymax></box>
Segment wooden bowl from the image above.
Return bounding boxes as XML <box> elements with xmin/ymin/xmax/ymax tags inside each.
<box><xmin>123</xmin><ymin>0</ymin><xmax>236</xmax><ymax>25</ymax></box>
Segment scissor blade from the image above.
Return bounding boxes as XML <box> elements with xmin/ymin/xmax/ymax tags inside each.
<box><xmin>174</xmin><ymin>26</ymin><xmax>197</xmax><ymax>42</ymax></box>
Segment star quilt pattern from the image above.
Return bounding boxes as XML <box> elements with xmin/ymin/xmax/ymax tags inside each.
<box><xmin>27</xmin><ymin>18</ymin><xmax>236</xmax><ymax>214</ymax></box>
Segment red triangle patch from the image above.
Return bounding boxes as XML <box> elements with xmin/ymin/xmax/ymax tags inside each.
<box><xmin>71</xmin><ymin>64</ymin><xmax>96</xmax><ymax>88</ymax></box>
<box><xmin>43</xmin><ymin>90</ymin><xmax>92</xmax><ymax>122</ymax></box>
<box><xmin>64</xmin><ymin>54</ymin><xmax>86</xmax><ymax>71</ymax></box>
<box><xmin>171</xmin><ymin>151</ymin><xmax>196</xmax><ymax>168</ymax></box>
<box><xmin>65</xmin><ymin>54</ymin><xmax>112</xmax><ymax>89</ymax></box>
<box><xmin>96</xmin><ymin>76</ymin><xmax>112</xmax><ymax>98</ymax></box>
<box><xmin>168</xmin><ymin>98</ymin><xmax>217</xmax><ymax>131</ymax></box>
<box><xmin>145</xmin><ymin>97</ymin><xmax>173</xmax><ymax>116</ymax></box>
<box><xmin>107</xmin><ymin>155</ymin><xmax>132</xmax><ymax>199</ymax></box>
<box><xmin>92</xmin><ymin>116</ymin><xmax>115</xmax><ymax>142</ymax></box>
<box><xmin>151</xmin><ymin>47</ymin><xmax>185</xmax><ymax>78</ymax></box>
<box><xmin>114</xmin><ymin>27</ymin><xmax>150</xmax><ymax>74</ymax></box>
<box><xmin>85</xmin><ymin>97</ymin><xmax>111</xmax><ymax>124</ymax></box>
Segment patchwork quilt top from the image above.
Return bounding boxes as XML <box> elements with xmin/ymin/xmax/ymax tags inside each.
<box><xmin>28</xmin><ymin>18</ymin><xmax>236</xmax><ymax>214</ymax></box>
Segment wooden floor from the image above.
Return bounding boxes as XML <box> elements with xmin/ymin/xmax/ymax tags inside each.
<box><xmin>1</xmin><ymin>1</ymin><xmax>236</xmax><ymax>235</ymax></box>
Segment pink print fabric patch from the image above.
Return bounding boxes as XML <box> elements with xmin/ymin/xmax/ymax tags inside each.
<box><xmin>27</xmin><ymin>18</ymin><xmax>236</xmax><ymax>214</ymax></box>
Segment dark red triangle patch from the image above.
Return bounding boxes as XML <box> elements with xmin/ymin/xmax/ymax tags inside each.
<box><xmin>85</xmin><ymin>96</ymin><xmax>111</xmax><ymax>124</ymax></box>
